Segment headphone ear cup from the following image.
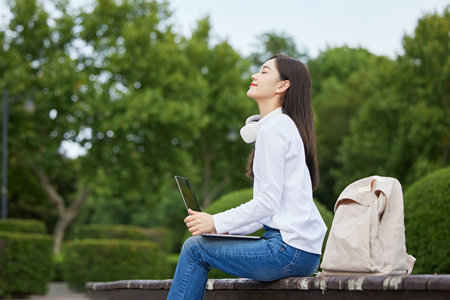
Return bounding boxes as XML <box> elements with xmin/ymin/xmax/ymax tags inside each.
<box><xmin>239</xmin><ymin>107</ymin><xmax>282</xmax><ymax>143</ymax></box>
<box><xmin>240</xmin><ymin>123</ymin><xmax>258</xmax><ymax>144</ymax></box>
<box><xmin>245</xmin><ymin>114</ymin><xmax>261</xmax><ymax>125</ymax></box>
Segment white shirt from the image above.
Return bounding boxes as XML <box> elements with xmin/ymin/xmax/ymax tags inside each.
<box><xmin>213</xmin><ymin>114</ymin><xmax>327</xmax><ymax>255</ymax></box>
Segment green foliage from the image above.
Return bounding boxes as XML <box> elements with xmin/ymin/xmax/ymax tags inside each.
<box><xmin>333</xmin><ymin>89</ymin><xmax>406</xmax><ymax>194</ymax></box>
<box><xmin>52</xmin><ymin>253</ymin><xmax>65</xmax><ymax>282</ymax></box>
<box><xmin>63</xmin><ymin>239</ymin><xmax>170</xmax><ymax>290</ymax></box>
<box><xmin>168</xmin><ymin>253</ymin><xmax>180</xmax><ymax>278</ymax></box>
<box><xmin>0</xmin><ymin>231</ymin><xmax>53</xmax><ymax>298</ymax></box>
<box><xmin>70</xmin><ymin>9</ymin><xmax>253</xmax><ymax>230</ymax></box>
<box><xmin>308</xmin><ymin>46</ymin><xmax>375</xmax><ymax>95</ymax></box>
<box><xmin>313</xmin><ymin>199</ymin><xmax>334</xmax><ymax>270</ymax></box>
<box><xmin>404</xmin><ymin>167</ymin><xmax>450</xmax><ymax>274</ymax></box>
<box><xmin>2</xmin><ymin>0</ymin><xmax>252</xmax><ymax>253</ymax></box>
<box><xmin>308</xmin><ymin>46</ymin><xmax>379</xmax><ymax>209</ymax></box>
<box><xmin>0</xmin><ymin>218</ymin><xmax>46</xmax><ymax>234</ymax></box>
<box><xmin>315</xmin><ymin>201</ymin><xmax>334</xmax><ymax>230</ymax></box>
<box><xmin>73</xmin><ymin>224</ymin><xmax>172</xmax><ymax>251</ymax></box>
<box><xmin>333</xmin><ymin>7</ymin><xmax>449</xmax><ymax>196</ymax></box>
<box><xmin>204</xmin><ymin>188</ymin><xmax>252</xmax><ymax>214</ymax></box>
<box><xmin>7</xmin><ymin>165</ymin><xmax>56</xmax><ymax>231</ymax></box>
<box><xmin>180</xmin><ymin>17</ymin><xmax>255</xmax><ymax>208</ymax></box>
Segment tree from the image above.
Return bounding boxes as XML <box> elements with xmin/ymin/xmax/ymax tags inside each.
<box><xmin>307</xmin><ymin>46</ymin><xmax>378</xmax><ymax>208</ymax></box>
<box><xmin>1</xmin><ymin>0</ymin><xmax>94</xmax><ymax>253</ymax></box>
<box><xmin>333</xmin><ymin>7</ymin><xmax>449</xmax><ymax>194</ymax></box>
<box><xmin>71</xmin><ymin>0</ymin><xmax>207</xmax><ymax>227</ymax></box>
<box><xmin>180</xmin><ymin>17</ymin><xmax>254</xmax><ymax>207</ymax></box>
<box><xmin>1</xmin><ymin>0</ymin><xmax>200</xmax><ymax>253</ymax></box>
<box><xmin>398</xmin><ymin>5</ymin><xmax>449</xmax><ymax>176</ymax></box>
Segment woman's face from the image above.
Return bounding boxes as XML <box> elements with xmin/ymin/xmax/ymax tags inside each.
<box><xmin>247</xmin><ymin>58</ymin><xmax>283</xmax><ymax>101</ymax></box>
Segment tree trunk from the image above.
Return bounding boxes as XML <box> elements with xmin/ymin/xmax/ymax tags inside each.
<box><xmin>201</xmin><ymin>139</ymin><xmax>230</xmax><ymax>208</ymax></box>
<box><xmin>53</xmin><ymin>213</ymin><xmax>72</xmax><ymax>254</ymax></box>
<box><xmin>34</xmin><ymin>167</ymin><xmax>90</xmax><ymax>254</ymax></box>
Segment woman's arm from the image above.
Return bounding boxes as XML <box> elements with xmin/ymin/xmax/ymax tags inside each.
<box><xmin>214</xmin><ymin>122</ymin><xmax>287</xmax><ymax>234</ymax></box>
<box><xmin>228</xmin><ymin>222</ymin><xmax>263</xmax><ymax>235</ymax></box>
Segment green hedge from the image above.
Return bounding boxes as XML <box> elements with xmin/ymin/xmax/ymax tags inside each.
<box><xmin>73</xmin><ymin>224</ymin><xmax>172</xmax><ymax>250</ymax></box>
<box><xmin>0</xmin><ymin>218</ymin><xmax>46</xmax><ymax>234</ymax></box>
<box><xmin>63</xmin><ymin>239</ymin><xmax>170</xmax><ymax>290</ymax></box>
<box><xmin>181</xmin><ymin>188</ymin><xmax>333</xmax><ymax>278</ymax></box>
<box><xmin>404</xmin><ymin>166</ymin><xmax>450</xmax><ymax>274</ymax></box>
<box><xmin>0</xmin><ymin>231</ymin><xmax>53</xmax><ymax>298</ymax></box>
<box><xmin>205</xmin><ymin>188</ymin><xmax>254</xmax><ymax>213</ymax></box>
<box><xmin>52</xmin><ymin>253</ymin><xmax>65</xmax><ymax>282</ymax></box>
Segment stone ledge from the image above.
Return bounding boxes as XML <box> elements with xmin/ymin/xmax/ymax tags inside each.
<box><xmin>86</xmin><ymin>275</ymin><xmax>450</xmax><ymax>292</ymax></box>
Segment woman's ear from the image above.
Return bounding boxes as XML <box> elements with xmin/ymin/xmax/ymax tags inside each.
<box><xmin>276</xmin><ymin>80</ymin><xmax>290</xmax><ymax>94</ymax></box>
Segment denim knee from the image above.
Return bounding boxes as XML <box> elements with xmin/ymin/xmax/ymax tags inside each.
<box><xmin>181</xmin><ymin>236</ymin><xmax>204</xmax><ymax>259</ymax></box>
<box><xmin>181</xmin><ymin>236</ymin><xmax>210</xmax><ymax>270</ymax></box>
<box><xmin>182</xmin><ymin>236</ymin><xmax>201</xmax><ymax>253</ymax></box>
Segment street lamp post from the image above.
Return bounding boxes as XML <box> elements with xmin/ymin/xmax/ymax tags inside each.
<box><xmin>1</xmin><ymin>88</ymin><xmax>8</xmax><ymax>219</ymax></box>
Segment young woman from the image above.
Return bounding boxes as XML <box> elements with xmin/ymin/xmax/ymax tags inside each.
<box><xmin>168</xmin><ymin>55</ymin><xmax>327</xmax><ymax>299</ymax></box>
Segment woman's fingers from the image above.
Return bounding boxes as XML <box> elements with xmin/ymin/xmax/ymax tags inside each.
<box><xmin>184</xmin><ymin>211</ymin><xmax>215</xmax><ymax>235</ymax></box>
<box><xmin>184</xmin><ymin>209</ymin><xmax>199</xmax><ymax>223</ymax></box>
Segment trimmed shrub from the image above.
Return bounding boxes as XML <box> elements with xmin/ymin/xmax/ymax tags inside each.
<box><xmin>404</xmin><ymin>166</ymin><xmax>450</xmax><ymax>274</ymax></box>
<box><xmin>63</xmin><ymin>239</ymin><xmax>170</xmax><ymax>290</ymax></box>
<box><xmin>205</xmin><ymin>188</ymin><xmax>254</xmax><ymax>214</ymax></box>
<box><xmin>0</xmin><ymin>218</ymin><xmax>46</xmax><ymax>234</ymax></box>
<box><xmin>168</xmin><ymin>253</ymin><xmax>180</xmax><ymax>277</ymax></box>
<box><xmin>180</xmin><ymin>188</ymin><xmax>334</xmax><ymax>278</ymax></box>
<box><xmin>315</xmin><ymin>200</ymin><xmax>334</xmax><ymax>231</ymax></box>
<box><xmin>52</xmin><ymin>253</ymin><xmax>64</xmax><ymax>281</ymax></box>
<box><xmin>0</xmin><ymin>231</ymin><xmax>53</xmax><ymax>298</ymax></box>
<box><xmin>73</xmin><ymin>224</ymin><xmax>172</xmax><ymax>250</ymax></box>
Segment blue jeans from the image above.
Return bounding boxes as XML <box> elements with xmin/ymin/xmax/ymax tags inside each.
<box><xmin>167</xmin><ymin>226</ymin><xmax>320</xmax><ymax>300</ymax></box>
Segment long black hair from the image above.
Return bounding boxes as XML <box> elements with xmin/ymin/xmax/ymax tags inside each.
<box><xmin>246</xmin><ymin>54</ymin><xmax>320</xmax><ymax>190</ymax></box>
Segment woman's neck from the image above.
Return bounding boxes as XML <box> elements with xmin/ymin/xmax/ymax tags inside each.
<box><xmin>257</xmin><ymin>102</ymin><xmax>282</xmax><ymax>118</ymax></box>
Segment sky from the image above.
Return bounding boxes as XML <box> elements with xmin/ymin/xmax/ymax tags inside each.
<box><xmin>168</xmin><ymin>0</ymin><xmax>449</xmax><ymax>59</ymax></box>
<box><xmin>0</xmin><ymin>0</ymin><xmax>448</xmax><ymax>59</ymax></box>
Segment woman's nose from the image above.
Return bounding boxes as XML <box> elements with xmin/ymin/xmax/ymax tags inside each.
<box><xmin>251</xmin><ymin>73</ymin><xmax>257</xmax><ymax>81</ymax></box>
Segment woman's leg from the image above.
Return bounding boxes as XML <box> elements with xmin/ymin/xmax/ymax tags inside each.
<box><xmin>168</xmin><ymin>228</ymin><xmax>320</xmax><ymax>299</ymax></box>
<box><xmin>167</xmin><ymin>236</ymin><xmax>210</xmax><ymax>300</ymax></box>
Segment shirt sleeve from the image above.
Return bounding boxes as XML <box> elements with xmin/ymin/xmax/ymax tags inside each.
<box><xmin>228</xmin><ymin>222</ymin><xmax>263</xmax><ymax>235</ymax></box>
<box><xmin>213</xmin><ymin>123</ymin><xmax>287</xmax><ymax>234</ymax></box>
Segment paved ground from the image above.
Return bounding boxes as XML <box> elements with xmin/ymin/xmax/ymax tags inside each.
<box><xmin>8</xmin><ymin>282</ymin><xmax>88</xmax><ymax>300</ymax></box>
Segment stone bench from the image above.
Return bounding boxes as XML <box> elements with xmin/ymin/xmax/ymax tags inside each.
<box><xmin>86</xmin><ymin>275</ymin><xmax>450</xmax><ymax>299</ymax></box>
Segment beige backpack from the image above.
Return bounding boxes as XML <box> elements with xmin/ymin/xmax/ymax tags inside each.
<box><xmin>320</xmin><ymin>176</ymin><xmax>415</xmax><ymax>276</ymax></box>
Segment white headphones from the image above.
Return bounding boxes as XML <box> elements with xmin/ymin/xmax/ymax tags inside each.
<box><xmin>239</xmin><ymin>107</ymin><xmax>283</xmax><ymax>143</ymax></box>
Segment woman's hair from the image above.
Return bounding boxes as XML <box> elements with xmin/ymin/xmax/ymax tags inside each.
<box><xmin>246</xmin><ymin>54</ymin><xmax>320</xmax><ymax>190</ymax></box>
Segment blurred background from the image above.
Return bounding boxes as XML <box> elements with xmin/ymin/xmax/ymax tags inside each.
<box><xmin>0</xmin><ymin>0</ymin><xmax>448</xmax><ymax>296</ymax></box>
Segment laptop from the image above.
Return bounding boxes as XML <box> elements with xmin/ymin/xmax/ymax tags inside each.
<box><xmin>174</xmin><ymin>175</ymin><xmax>261</xmax><ymax>240</ymax></box>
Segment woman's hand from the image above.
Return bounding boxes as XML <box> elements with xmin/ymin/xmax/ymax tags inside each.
<box><xmin>184</xmin><ymin>209</ymin><xmax>216</xmax><ymax>235</ymax></box>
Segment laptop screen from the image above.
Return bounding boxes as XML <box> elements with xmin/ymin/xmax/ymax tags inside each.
<box><xmin>175</xmin><ymin>176</ymin><xmax>202</xmax><ymax>212</ymax></box>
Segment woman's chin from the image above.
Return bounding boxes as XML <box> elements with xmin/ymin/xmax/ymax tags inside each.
<box><xmin>246</xmin><ymin>90</ymin><xmax>257</xmax><ymax>100</ymax></box>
